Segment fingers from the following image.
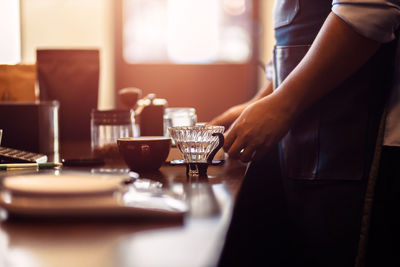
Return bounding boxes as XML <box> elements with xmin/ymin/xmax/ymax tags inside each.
<box><xmin>223</xmin><ymin>126</ymin><xmax>236</xmax><ymax>154</ymax></box>
<box><xmin>223</xmin><ymin>109</ymin><xmax>276</xmax><ymax>162</ymax></box>
<box><xmin>208</xmin><ymin>117</ymin><xmax>220</xmax><ymax>126</ymax></box>
<box><xmin>224</xmin><ymin>125</ymin><xmax>254</xmax><ymax>161</ymax></box>
<box><xmin>226</xmin><ymin>137</ymin><xmax>258</xmax><ymax>162</ymax></box>
<box><xmin>238</xmin><ymin>146</ymin><xmax>256</xmax><ymax>162</ymax></box>
<box><xmin>225</xmin><ymin>126</ymin><xmax>274</xmax><ymax>163</ymax></box>
<box><xmin>209</xmin><ymin>116</ymin><xmax>229</xmax><ymax>128</ymax></box>
<box><xmin>227</xmin><ymin>138</ymin><xmax>245</xmax><ymax>160</ymax></box>
<box><xmin>209</xmin><ymin>105</ymin><xmax>244</xmax><ymax>127</ymax></box>
<box><xmin>223</xmin><ymin>123</ymin><xmax>243</xmax><ymax>159</ymax></box>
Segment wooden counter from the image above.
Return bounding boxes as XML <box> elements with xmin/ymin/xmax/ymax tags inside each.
<box><xmin>0</xmin><ymin>156</ymin><xmax>247</xmax><ymax>267</ymax></box>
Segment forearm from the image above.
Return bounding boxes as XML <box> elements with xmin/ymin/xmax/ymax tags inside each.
<box><xmin>269</xmin><ymin>12</ymin><xmax>380</xmax><ymax>118</ymax></box>
<box><xmin>251</xmin><ymin>79</ymin><xmax>273</xmax><ymax>102</ymax></box>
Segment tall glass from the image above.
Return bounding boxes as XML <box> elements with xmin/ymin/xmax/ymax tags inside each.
<box><xmin>163</xmin><ymin>108</ymin><xmax>197</xmax><ymax>138</ymax></box>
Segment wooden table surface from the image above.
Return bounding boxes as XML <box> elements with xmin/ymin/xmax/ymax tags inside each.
<box><xmin>0</xmin><ymin>144</ymin><xmax>247</xmax><ymax>267</ymax></box>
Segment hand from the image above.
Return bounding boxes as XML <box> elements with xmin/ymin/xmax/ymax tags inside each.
<box><xmin>208</xmin><ymin>103</ymin><xmax>248</xmax><ymax>128</ymax></box>
<box><xmin>209</xmin><ymin>81</ymin><xmax>274</xmax><ymax>128</ymax></box>
<box><xmin>222</xmin><ymin>13</ymin><xmax>381</xmax><ymax>164</ymax></box>
<box><xmin>224</xmin><ymin>95</ymin><xmax>293</xmax><ymax>163</ymax></box>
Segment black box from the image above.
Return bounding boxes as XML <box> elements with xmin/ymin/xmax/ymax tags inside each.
<box><xmin>0</xmin><ymin>101</ymin><xmax>59</xmax><ymax>155</ymax></box>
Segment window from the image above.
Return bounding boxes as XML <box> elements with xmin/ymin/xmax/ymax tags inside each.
<box><xmin>115</xmin><ymin>0</ymin><xmax>259</xmax><ymax>122</ymax></box>
<box><xmin>0</xmin><ymin>0</ymin><xmax>21</xmax><ymax>64</ymax></box>
<box><xmin>123</xmin><ymin>0</ymin><xmax>253</xmax><ymax>64</ymax></box>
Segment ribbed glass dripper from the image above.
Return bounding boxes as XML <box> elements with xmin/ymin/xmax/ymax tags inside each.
<box><xmin>168</xmin><ymin>125</ymin><xmax>224</xmax><ymax>164</ymax></box>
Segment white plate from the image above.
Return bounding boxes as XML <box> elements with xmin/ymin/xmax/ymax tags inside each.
<box><xmin>2</xmin><ymin>174</ymin><xmax>125</xmax><ymax>196</ymax></box>
<box><xmin>0</xmin><ymin>172</ymin><xmax>187</xmax><ymax>219</ymax></box>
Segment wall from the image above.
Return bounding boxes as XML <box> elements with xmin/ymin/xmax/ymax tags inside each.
<box><xmin>19</xmin><ymin>0</ymin><xmax>275</xmax><ymax>109</ymax></box>
<box><xmin>259</xmin><ymin>0</ymin><xmax>275</xmax><ymax>87</ymax></box>
<box><xmin>0</xmin><ymin>0</ymin><xmax>21</xmax><ymax>64</ymax></box>
<box><xmin>20</xmin><ymin>0</ymin><xmax>114</xmax><ymax>110</ymax></box>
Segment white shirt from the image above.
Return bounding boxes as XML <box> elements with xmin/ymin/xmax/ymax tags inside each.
<box><xmin>332</xmin><ymin>0</ymin><xmax>400</xmax><ymax>146</ymax></box>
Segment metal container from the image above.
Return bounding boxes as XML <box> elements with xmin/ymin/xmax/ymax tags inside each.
<box><xmin>0</xmin><ymin>101</ymin><xmax>59</xmax><ymax>159</ymax></box>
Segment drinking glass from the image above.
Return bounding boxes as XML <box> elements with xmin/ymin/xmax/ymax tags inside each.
<box><xmin>163</xmin><ymin>108</ymin><xmax>197</xmax><ymax>138</ymax></box>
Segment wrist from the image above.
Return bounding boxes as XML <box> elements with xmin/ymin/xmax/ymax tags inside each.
<box><xmin>266</xmin><ymin>89</ymin><xmax>300</xmax><ymax>125</ymax></box>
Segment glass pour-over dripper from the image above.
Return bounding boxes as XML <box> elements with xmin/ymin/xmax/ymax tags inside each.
<box><xmin>168</xmin><ymin>125</ymin><xmax>224</xmax><ymax>177</ymax></box>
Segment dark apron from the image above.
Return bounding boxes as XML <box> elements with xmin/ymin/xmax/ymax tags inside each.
<box><xmin>272</xmin><ymin>1</ymin><xmax>396</xmax><ymax>265</ymax></box>
<box><xmin>273</xmin><ymin>0</ymin><xmax>396</xmax><ymax>181</ymax></box>
<box><xmin>218</xmin><ymin>2</ymin><xmax>397</xmax><ymax>266</ymax></box>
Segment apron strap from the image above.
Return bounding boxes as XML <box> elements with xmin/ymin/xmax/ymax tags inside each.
<box><xmin>355</xmin><ymin>110</ymin><xmax>387</xmax><ymax>267</ymax></box>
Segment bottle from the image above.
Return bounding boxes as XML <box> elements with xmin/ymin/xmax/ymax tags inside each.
<box><xmin>136</xmin><ymin>94</ymin><xmax>168</xmax><ymax>136</ymax></box>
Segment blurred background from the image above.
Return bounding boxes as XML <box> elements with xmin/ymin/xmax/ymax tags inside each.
<box><xmin>0</xmin><ymin>0</ymin><xmax>275</xmax><ymax>122</ymax></box>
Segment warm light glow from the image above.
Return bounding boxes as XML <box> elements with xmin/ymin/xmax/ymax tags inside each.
<box><xmin>167</xmin><ymin>0</ymin><xmax>220</xmax><ymax>63</ymax></box>
<box><xmin>0</xmin><ymin>230</ymin><xmax>37</xmax><ymax>267</ymax></box>
<box><xmin>123</xmin><ymin>0</ymin><xmax>252</xmax><ymax>64</ymax></box>
<box><xmin>124</xmin><ymin>0</ymin><xmax>168</xmax><ymax>62</ymax></box>
<box><xmin>0</xmin><ymin>191</ymin><xmax>12</xmax><ymax>204</ymax></box>
<box><xmin>220</xmin><ymin>26</ymin><xmax>251</xmax><ymax>62</ymax></box>
<box><xmin>222</xmin><ymin>0</ymin><xmax>246</xmax><ymax>16</ymax></box>
<box><xmin>0</xmin><ymin>0</ymin><xmax>21</xmax><ymax>64</ymax></box>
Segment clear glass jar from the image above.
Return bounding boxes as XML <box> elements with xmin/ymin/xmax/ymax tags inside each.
<box><xmin>163</xmin><ymin>107</ymin><xmax>197</xmax><ymax>137</ymax></box>
<box><xmin>91</xmin><ymin>109</ymin><xmax>137</xmax><ymax>163</ymax></box>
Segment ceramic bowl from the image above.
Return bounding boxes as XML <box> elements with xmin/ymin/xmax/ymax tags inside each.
<box><xmin>117</xmin><ymin>136</ymin><xmax>171</xmax><ymax>172</ymax></box>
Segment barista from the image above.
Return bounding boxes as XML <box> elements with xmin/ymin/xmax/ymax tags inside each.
<box><xmin>213</xmin><ymin>0</ymin><xmax>400</xmax><ymax>266</ymax></box>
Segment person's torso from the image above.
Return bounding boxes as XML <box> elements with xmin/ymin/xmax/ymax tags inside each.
<box><xmin>272</xmin><ymin>0</ymin><xmax>397</xmax><ymax>180</ymax></box>
<box><xmin>274</xmin><ymin>0</ymin><xmax>332</xmax><ymax>46</ymax></box>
